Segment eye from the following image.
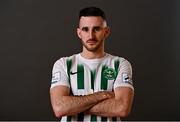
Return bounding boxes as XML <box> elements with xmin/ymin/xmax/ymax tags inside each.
<box><xmin>82</xmin><ymin>27</ymin><xmax>88</xmax><ymax>32</ymax></box>
<box><xmin>93</xmin><ymin>27</ymin><xmax>101</xmax><ymax>32</ymax></box>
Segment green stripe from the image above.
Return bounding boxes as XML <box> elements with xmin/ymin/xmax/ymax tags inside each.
<box><xmin>67</xmin><ymin>59</ymin><xmax>72</xmax><ymax>83</ymax></box>
<box><xmin>77</xmin><ymin>64</ymin><xmax>84</xmax><ymax>89</ymax></box>
<box><xmin>91</xmin><ymin>115</ymin><xmax>97</xmax><ymax>121</ymax></box>
<box><xmin>66</xmin><ymin>59</ymin><xmax>72</xmax><ymax>94</ymax></box>
<box><xmin>66</xmin><ymin>116</ymin><xmax>72</xmax><ymax>121</ymax></box>
<box><xmin>101</xmin><ymin>117</ymin><xmax>107</xmax><ymax>121</ymax></box>
<box><xmin>101</xmin><ymin>65</ymin><xmax>108</xmax><ymax>90</ymax></box>
<box><xmin>77</xmin><ymin>112</ymin><xmax>84</xmax><ymax>121</ymax></box>
<box><xmin>112</xmin><ymin>117</ymin><xmax>117</xmax><ymax>121</ymax></box>
<box><xmin>91</xmin><ymin>70</ymin><xmax>96</xmax><ymax>90</ymax></box>
<box><xmin>114</xmin><ymin>59</ymin><xmax>120</xmax><ymax>80</ymax></box>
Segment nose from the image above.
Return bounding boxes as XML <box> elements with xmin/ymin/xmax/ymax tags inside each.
<box><xmin>89</xmin><ymin>30</ymin><xmax>95</xmax><ymax>39</ymax></box>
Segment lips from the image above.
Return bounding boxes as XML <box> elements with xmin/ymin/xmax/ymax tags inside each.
<box><xmin>87</xmin><ymin>39</ymin><xmax>97</xmax><ymax>44</ymax></box>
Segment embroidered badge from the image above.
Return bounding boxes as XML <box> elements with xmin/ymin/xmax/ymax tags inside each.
<box><xmin>51</xmin><ymin>71</ymin><xmax>61</xmax><ymax>84</ymax></box>
<box><xmin>122</xmin><ymin>73</ymin><xmax>133</xmax><ymax>85</ymax></box>
<box><xmin>103</xmin><ymin>68</ymin><xmax>116</xmax><ymax>80</ymax></box>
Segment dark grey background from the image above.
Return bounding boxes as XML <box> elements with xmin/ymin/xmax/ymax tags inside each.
<box><xmin>0</xmin><ymin>0</ymin><xmax>179</xmax><ymax>120</ymax></box>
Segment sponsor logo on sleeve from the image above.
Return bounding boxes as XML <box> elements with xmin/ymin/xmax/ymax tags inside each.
<box><xmin>122</xmin><ymin>73</ymin><xmax>133</xmax><ymax>85</ymax></box>
<box><xmin>51</xmin><ymin>71</ymin><xmax>61</xmax><ymax>84</ymax></box>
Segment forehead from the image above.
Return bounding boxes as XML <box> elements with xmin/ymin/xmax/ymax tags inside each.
<box><xmin>79</xmin><ymin>16</ymin><xmax>106</xmax><ymax>28</ymax></box>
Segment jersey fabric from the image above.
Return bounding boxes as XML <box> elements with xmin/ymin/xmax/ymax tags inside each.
<box><xmin>50</xmin><ymin>53</ymin><xmax>134</xmax><ymax>122</ymax></box>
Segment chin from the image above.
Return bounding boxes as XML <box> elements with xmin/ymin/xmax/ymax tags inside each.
<box><xmin>87</xmin><ymin>47</ymin><xmax>99</xmax><ymax>52</ymax></box>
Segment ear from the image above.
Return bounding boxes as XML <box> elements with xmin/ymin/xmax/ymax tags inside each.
<box><xmin>104</xmin><ymin>27</ymin><xmax>110</xmax><ymax>39</ymax></box>
<box><xmin>77</xmin><ymin>28</ymin><xmax>82</xmax><ymax>39</ymax></box>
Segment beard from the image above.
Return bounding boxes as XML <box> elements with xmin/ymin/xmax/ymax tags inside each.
<box><xmin>81</xmin><ymin>38</ymin><xmax>104</xmax><ymax>52</ymax></box>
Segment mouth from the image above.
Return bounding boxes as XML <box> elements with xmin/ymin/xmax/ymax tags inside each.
<box><xmin>87</xmin><ymin>39</ymin><xmax>97</xmax><ymax>44</ymax></box>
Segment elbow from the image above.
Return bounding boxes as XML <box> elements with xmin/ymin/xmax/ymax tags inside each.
<box><xmin>118</xmin><ymin>110</ymin><xmax>129</xmax><ymax>118</ymax></box>
<box><xmin>54</xmin><ymin>110</ymin><xmax>64</xmax><ymax>118</ymax></box>
<box><xmin>54</xmin><ymin>111</ymin><xmax>63</xmax><ymax>118</ymax></box>
<box><xmin>116</xmin><ymin>107</ymin><xmax>131</xmax><ymax>118</ymax></box>
<box><xmin>53</xmin><ymin>105</ymin><xmax>67</xmax><ymax>118</ymax></box>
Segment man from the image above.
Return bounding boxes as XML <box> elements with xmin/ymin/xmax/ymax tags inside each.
<box><xmin>50</xmin><ymin>7</ymin><xmax>134</xmax><ymax>121</ymax></box>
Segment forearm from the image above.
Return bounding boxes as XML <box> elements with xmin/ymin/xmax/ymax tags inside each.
<box><xmin>52</xmin><ymin>91</ymin><xmax>112</xmax><ymax>117</ymax></box>
<box><xmin>87</xmin><ymin>98</ymin><xmax>129</xmax><ymax>117</ymax></box>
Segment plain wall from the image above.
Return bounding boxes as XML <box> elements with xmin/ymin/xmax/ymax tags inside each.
<box><xmin>0</xmin><ymin>0</ymin><xmax>179</xmax><ymax>120</ymax></box>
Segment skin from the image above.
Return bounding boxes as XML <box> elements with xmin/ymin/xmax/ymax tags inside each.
<box><xmin>77</xmin><ymin>16</ymin><xmax>110</xmax><ymax>59</ymax></box>
<box><xmin>50</xmin><ymin>16</ymin><xmax>134</xmax><ymax>118</ymax></box>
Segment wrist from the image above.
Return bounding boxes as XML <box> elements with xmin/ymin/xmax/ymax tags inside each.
<box><xmin>96</xmin><ymin>91</ymin><xmax>112</xmax><ymax>101</ymax></box>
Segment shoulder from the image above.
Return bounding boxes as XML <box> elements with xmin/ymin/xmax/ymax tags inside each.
<box><xmin>107</xmin><ymin>53</ymin><xmax>132</xmax><ymax>65</ymax></box>
<box><xmin>54</xmin><ymin>54</ymin><xmax>78</xmax><ymax>64</ymax></box>
<box><xmin>53</xmin><ymin>54</ymin><xmax>78</xmax><ymax>68</ymax></box>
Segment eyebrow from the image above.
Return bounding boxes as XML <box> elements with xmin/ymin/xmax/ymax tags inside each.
<box><xmin>81</xmin><ymin>26</ymin><xmax>102</xmax><ymax>29</ymax></box>
<box><xmin>81</xmin><ymin>26</ymin><xmax>88</xmax><ymax>29</ymax></box>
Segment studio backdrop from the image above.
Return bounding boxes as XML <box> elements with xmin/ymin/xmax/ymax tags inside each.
<box><xmin>0</xmin><ymin>0</ymin><xmax>179</xmax><ymax>120</ymax></box>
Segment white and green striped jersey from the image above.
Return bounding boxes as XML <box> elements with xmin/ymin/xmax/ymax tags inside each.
<box><xmin>51</xmin><ymin>53</ymin><xmax>134</xmax><ymax>122</ymax></box>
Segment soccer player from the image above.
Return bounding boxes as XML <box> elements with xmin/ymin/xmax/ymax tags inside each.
<box><xmin>50</xmin><ymin>7</ymin><xmax>134</xmax><ymax>122</ymax></box>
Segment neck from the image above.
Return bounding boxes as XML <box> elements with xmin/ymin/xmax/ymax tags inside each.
<box><xmin>81</xmin><ymin>48</ymin><xmax>105</xmax><ymax>59</ymax></box>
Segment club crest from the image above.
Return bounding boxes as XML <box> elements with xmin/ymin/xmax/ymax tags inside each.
<box><xmin>103</xmin><ymin>68</ymin><xmax>116</xmax><ymax>80</ymax></box>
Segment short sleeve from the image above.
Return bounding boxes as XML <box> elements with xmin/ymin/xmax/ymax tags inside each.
<box><xmin>50</xmin><ymin>58</ymin><xmax>70</xmax><ymax>89</ymax></box>
<box><xmin>114</xmin><ymin>58</ymin><xmax>134</xmax><ymax>91</ymax></box>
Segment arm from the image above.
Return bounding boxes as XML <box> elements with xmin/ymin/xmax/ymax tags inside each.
<box><xmin>86</xmin><ymin>87</ymin><xmax>134</xmax><ymax>117</ymax></box>
<box><xmin>86</xmin><ymin>59</ymin><xmax>134</xmax><ymax>117</ymax></box>
<box><xmin>50</xmin><ymin>85</ymin><xmax>114</xmax><ymax>118</ymax></box>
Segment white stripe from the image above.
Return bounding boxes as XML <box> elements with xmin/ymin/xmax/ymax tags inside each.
<box><xmin>71</xmin><ymin>56</ymin><xmax>78</xmax><ymax>95</ymax></box>
<box><xmin>95</xmin><ymin>64</ymin><xmax>103</xmax><ymax>92</ymax></box>
<box><xmin>97</xmin><ymin>116</ymin><xmax>101</xmax><ymax>122</ymax></box>
<box><xmin>107</xmin><ymin>79</ymin><xmax>114</xmax><ymax>91</ymax></box>
<box><xmin>83</xmin><ymin>115</ymin><xmax>91</xmax><ymax>121</ymax></box>
<box><xmin>84</xmin><ymin>65</ymin><xmax>92</xmax><ymax>95</ymax></box>
<box><xmin>61</xmin><ymin>116</ymin><xmax>67</xmax><ymax>121</ymax></box>
<box><xmin>117</xmin><ymin>117</ymin><xmax>121</xmax><ymax>121</ymax></box>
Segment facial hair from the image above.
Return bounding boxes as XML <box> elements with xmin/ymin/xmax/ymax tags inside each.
<box><xmin>81</xmin><ymin>38</ymin><xmax>104</xmax><ymax>52</ymax></box>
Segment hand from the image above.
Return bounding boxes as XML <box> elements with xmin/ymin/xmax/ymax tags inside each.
<box><xmin>84</xmin><ymin>91</ymin><xmax>115</xmax><ymax>115</ymax></box>
<box><xmin>95</xmin><ymin>91</ymin><xmax>115</xmax><ymax>100</ymax></box>
<box><xmin>103</xmin><ymin>91</ymin><xmax>115</xmax><ymax>99</ymax></box>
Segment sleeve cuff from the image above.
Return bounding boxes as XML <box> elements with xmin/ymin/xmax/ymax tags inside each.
<box><xmin>114</xmin><ymin>83</ymin><xmax>134</xmax><ymax>91</ymax></box>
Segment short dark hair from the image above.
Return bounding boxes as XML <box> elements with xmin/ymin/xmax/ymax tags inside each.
<box><xmin>79</xmin><ymin>7</ymin><xmax>106</xmax><ymax>20</ymax></box>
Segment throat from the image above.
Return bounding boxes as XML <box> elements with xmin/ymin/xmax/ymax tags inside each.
<box><xmin>80</xmin><ymin>51</ymin><xmax>106</xmax><ymax>59</ymax></box>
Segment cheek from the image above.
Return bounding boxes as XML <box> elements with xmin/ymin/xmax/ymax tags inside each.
<box><xmin>82</xmin><ymin>33</ymin><xmax>89</xmax><ymax>39</ymax></box>
<box><xmin>80</xmin><ymin>35</ymin><xmax>87</xmax><ymax>42</ymax></box>
<box><xmin>103</xmin><ymin>32</ymin><xmax>108</xmax><ymax>39</ymax></box>
<box><xmin>97</xmin><ymin>32</ymin><xmax>105</xmax><ymax>39</ymax></box>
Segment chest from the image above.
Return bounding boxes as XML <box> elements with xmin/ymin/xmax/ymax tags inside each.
<box><xmin>69</xmin><ymin>62</ymin><xmax>118</xmax><ymax>96</ymax></box>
